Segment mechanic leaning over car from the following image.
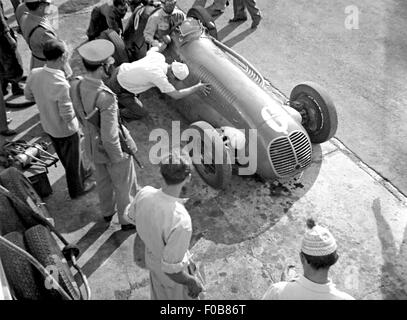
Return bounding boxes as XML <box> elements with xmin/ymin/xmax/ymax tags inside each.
<box><xmin>143</xmin><ymin>0</ymin><xmax>186</xmax><ymax>51</ymax></box>
<box><xmin>86</xmin><ymin>0</ymin><xmax>128</xmax><ymax>41</ymax></box>
<box><xmin>70</xmin><ymin>39</ymin><xmax>138</xmax><ymax>232</ymax></box>
<box><xmin>104</xmin><ymin>47</ymin><xmax>211</xmax><ymax>120</ymax></box>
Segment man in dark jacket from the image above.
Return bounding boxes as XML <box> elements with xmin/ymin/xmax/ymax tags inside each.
<box><xmin>0</xmin><ymin>0</ymin><xmax>24</xmax><ymax>96</ymax></box>
<box><xmin>86</xmin><ymin>0</ymin><xmax>128</xmax><ymax>41</ymax></box>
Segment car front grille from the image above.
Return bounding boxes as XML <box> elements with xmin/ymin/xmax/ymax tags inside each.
<box><xmin>268</xmin><ymin>131</ymin><xmax>312</xmax><ymax>177</ymax></box>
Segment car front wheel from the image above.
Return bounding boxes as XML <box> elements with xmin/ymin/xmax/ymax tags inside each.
<box><xmin>290</xmin><ymin>82</ymin><xmax>338</xmax><ymax>144</ymax></box>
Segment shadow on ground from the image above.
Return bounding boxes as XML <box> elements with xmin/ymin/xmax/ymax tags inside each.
<box><xmin>372</xmin><ymin>198</ymin><xmax>407</xmax><ymax>299</ymax></box>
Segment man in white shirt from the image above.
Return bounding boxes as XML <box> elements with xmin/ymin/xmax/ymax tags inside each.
<box><xmin>105</xmin><ymin>47</ymin><xmax>210</xmax><ymax>120</ymax></box>
<box><xmin>124</xmin><ymin>153</ymin><xmax>204</xmax><ymax>299</ymax></box>
<box><xmin>262</xmin><ymin>219</ymin><xmax>355</xmax><ymax>300</ymax></box>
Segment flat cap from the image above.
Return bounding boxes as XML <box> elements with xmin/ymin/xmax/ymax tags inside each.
<box><xmin>77</xmin><ymin>39</ymin><xmax>115</xmax><ymax>66</ymax></box>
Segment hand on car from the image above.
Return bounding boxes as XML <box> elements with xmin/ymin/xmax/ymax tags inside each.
<box><xmin>197</xmin><ymin>82</ymin><xmax>211</xmax><ymax>96</ymax></box>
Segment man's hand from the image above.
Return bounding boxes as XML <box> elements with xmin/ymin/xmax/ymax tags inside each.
<box><xmin>196</xmin><ymin>82</ymin><xmax>211</xmax><ymax>96</ymax></box>
<box><xmin>186</xmin><ymin>276</ymin><xmax>204</xmax><ymax>299</ymax></box>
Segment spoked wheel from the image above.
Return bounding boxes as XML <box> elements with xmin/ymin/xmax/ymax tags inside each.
<box><xmin>290</xmin><ymin>82</ymin><xmax>338</xmax><ymax>144</ymax></box>
<box><xmin>189</xmin><ymin>121</ymin><xmax>231</xmax><ymax>189</ymax></box>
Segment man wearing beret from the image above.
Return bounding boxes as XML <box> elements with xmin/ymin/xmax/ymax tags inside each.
<box><xmin>70</xmin><ymin>39</ymin><xmax>138</xmax><ymax>231</ymax></box>
<box><xmin>0</xmin><ymin>0</ymin><xmax>24</xmax><ymax>98</ymax></box>
<box><xmin>262</xmin><ymin>219</ymin><xmax>355</xmax><ymax>300</ymax></box>
<box><xmin>20</xmin><ymin>0</ymin><xmax>58</xmax><ymax>69</ymax></box>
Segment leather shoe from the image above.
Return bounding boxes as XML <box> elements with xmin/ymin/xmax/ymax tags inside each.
<box><xmin>71</xmin><ymin>181</ymin><xmax>96</xmax><ymax>199</ymax></box>
<box><xmin>0</xmin><ymin>129</ymin><xmax>17</xmax><ymax>136</ymax></box>
<box><xmin>229</xmin><ymin>17</ymin><xmax>247</xmax><ymax>23</ymax></box>
<box><xmin>251</xmin><ymin>16</ymin><xmax>262</xmax><ymax>29</ymax></box>
<box><xmin>121</xmin><ymin>224</ymin><xmax>136</xmax><ymax>231</ymax></box>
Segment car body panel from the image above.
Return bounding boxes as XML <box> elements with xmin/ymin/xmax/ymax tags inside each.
<box><xmin>162</xmin><ymin>19</ymin><xmax>312</xmax><ymax>179</ymax></box>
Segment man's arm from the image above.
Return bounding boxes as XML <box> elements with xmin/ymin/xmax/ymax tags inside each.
<box><xmin>106</xmin><ymin>9</ymin><xmax>122</xmax><ymax>35</ymax></box>
<box><xmin>143</xmin><ymin>14</ymin><xmax>159</xmax><ymax>46</ymax></box>
<box><xmin>152</xmin><ymin>70</ymin><xmax>211</xmax><ymax>100</ymax></box>
<box><xmin>56</xmin><ymin>82</ymin><xmax>78</xmax><ymax>130</ymax></box>
<box><xmin>161</xmin><ymin>218</ymin><xmax>204</xmax><ymax>298</ymax></box>
<box><xmin>165</xmin><ymin>82</ymin><xmax>211</xmax><ymax>100</ymax></box>
<box><xmin>98</xmin><ymin>92</ymin><xmax>126</xmax><ymax>163</ymax></box>
<box><xmin>24</xmin><ymin>73</ymin><xmax>35</xmax><ymax>102</ymax></box>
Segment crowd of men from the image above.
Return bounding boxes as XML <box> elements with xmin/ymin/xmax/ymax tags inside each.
<box><xmin>0</xmin><ymin>0</ymin><xmax>355</xmax><ymax>300</ymax></box>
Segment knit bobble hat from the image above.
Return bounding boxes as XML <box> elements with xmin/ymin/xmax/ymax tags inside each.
<box><xmin>301</xmin><ymin>219</ymin><xmax>337</xmax><ymax>256</ymax></box>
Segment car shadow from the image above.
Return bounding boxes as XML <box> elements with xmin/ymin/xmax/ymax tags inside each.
<box><xmin>372</xmin><ymin>198</ymin><xmax>407</xmax><ymax>299</ymax></box>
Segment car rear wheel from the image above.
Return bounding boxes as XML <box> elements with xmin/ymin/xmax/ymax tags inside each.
<box><xmin>189</xmin><ymin>121</ymin><xmax>232</xmax><ymax>189</ymax></box>
<box><xmin>187</xmin><ymin>5</ymin><xmax>218</xmax><ymax>39</ymax></box>
<box><xmin>290</xmin><ymin>82</ymin><xmax>338</xmax><ymax>144</ymax></box>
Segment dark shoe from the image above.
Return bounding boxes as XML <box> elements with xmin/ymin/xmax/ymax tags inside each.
<box><xmin>251</xmin><ymin>16</ymin><xmax>262</xmax><ymax>29</ymax></box>
<box><xmin>208</xmin><ymin>8</ymin><xmax>224</xmax><ymax>17</ymax></box>
<box><xmin>2</xmin><ymin>82</ymin><xmax>9</xmax><ymax>96</ymax></box>
<box><xmin>11</xmin><ymin>83</ymin><xmax>24</xmax><ymax>96</ymax></box>
<box><xmin>103</xmin><ymin>213</ymin><xmax>115</xmax><ymax>223</ymax></box>
<box><xmin>0</xmin><ymin>129</ymin><xmax>17</xmax><ymax>136</ymax></box>
<box><xmin>121</xmin><ymin>224</ymin><xmax>136</xmax><ymax>231</ymax></box>
<box><xmin>71</xmin><ymin>181</ymin><xmax>96</xmax><ymax>199</ymax></box>
<box><xmin>229</xmin><ymin>16</ymin><xmax>248</xmax><ymax>23</ymax></box>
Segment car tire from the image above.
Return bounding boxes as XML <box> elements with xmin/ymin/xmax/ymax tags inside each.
<box><xmin>99</xmin><ymin>29</ymin><xmax>129</xmax><ymax>65</ymax></box>
<box><xmin>187</xmin><ymin>5</ymin><xmax>218</xmax><ymax>39</ymax></box>
<box><xmin>189</xmin><ymin>121</ymin><xmax>232</xmax><ymax>190</ymax></box>
<box><xmin>290</xmin><ymin>82</ymin><xmax>338</xmax><ymax>144</ymax></box>
<box><xmin>24</xmin><ymin>225</ymin><xmax>81</xmax><ymax>300</ymax></box>
<box><xmin>0</xmin><ymin>193</ymin><xmax>25</xmax><ymax>236</ymax></box>
<box><xmin>0</xmin><ymin>167</ymin><xmax>52</xmax><ymax>228</ymax></box>
<box><xmin>0</xmin><ymin>231</ymin><xmax>43</xmax><ymax>299</ymax></box>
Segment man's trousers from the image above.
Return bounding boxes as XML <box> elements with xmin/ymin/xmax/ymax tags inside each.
<box><xmin>232</xmin><ymin>0</ymin><xmax>261</xmax><ymax>21</ymax></box>
<box><xmin>94</xmin><ymin>156</ymin><xmax>138</xmax><ymax>225</ymax></box>
<box><xmin>49</xmin><ymin>131</ymin><xmax>86</xmax><ymax>198</ymax></box>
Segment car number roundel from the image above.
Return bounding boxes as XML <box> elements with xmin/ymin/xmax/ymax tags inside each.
<box><xmin>261</xmin><ymin>107</ymin><xmax>289</xmax><ymax>134</ymax></box>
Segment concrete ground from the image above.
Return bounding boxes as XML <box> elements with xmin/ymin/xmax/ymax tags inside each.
<box><xmin>1</xmin><ymin>0</ymin><xmax>407</xmax><ymax>300</ymax></box>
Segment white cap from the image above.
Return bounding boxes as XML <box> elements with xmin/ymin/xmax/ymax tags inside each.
<box><xmin>171</xmin><ymin>61</ymin><xmax>189</xmax><ymax>81</ymax></box>
<box><xmin>301</xmin><ymin>219</ymin><xmax>337</xmax><ymax>256</ymax></box>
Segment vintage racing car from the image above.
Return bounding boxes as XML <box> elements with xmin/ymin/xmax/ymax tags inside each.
<box><xmin>126</xmin><ymin>5</ymin><xmax>338</xmax><ymax>189</ymax></box>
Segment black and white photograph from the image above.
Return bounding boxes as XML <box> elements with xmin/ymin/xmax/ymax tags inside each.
<box><xmin>0</xmin><ymin>0</ymin><xmax>406</xmax><ymax>306</ymax></box>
